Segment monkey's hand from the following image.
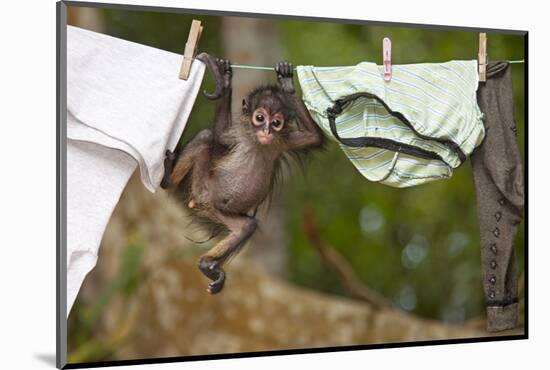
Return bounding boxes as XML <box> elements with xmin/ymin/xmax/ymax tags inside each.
<box><xmin>275</xmin><ymin>61</ymin><xmax>295</xmax><ymax>95</ymax></box>
<box><xmin>215</xmin><ymin>57</ymin><xmax>232</xmax><ymax>90</ymax></box>
<box><xmin>196</xmin><ymin>53</ymin><xmax>232</xmax><ymax>100</ymax></box>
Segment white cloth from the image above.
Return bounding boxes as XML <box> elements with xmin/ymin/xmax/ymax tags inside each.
<box><xmin>67</xmin><ymin>140</ymin><xmax>136</xmax><ymax>314</ymax></box>
<box><xmin>66</xmin><ymin>26</ymin><xmax>205</xmax><ymax>314</ymax></box>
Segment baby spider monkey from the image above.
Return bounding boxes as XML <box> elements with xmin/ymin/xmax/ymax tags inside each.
<box><xmin>161</xmin><ymin>53</ymin><xmax>324</xmax><ymax>294</ymax></box>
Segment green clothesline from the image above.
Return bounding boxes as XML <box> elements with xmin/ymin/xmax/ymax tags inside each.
<box><xmin>230</xmin><ymin>64</ymin><xmax>277</xmax><ymax>70</ymax></box>
<box><xmin>226</xmin><ymin>60</ymin><xmax>525</xmax><ymax>71</ymax></box>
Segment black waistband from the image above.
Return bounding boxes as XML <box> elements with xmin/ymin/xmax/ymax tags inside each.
<box><xmin>325</xmin><ymin>92</ymin><xmax>467</xmax><ymax>165</ymax></box>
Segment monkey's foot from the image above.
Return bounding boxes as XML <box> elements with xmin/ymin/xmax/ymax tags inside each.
<box><xmin>160</xmin><ymin>149</ymin><xmax>176</xmax><ymax>189</ymax></box>
<box><xmin>275</xmin><ymin>61</ymin><xmax>295</xmax><ymax>94</ymax></box>
<box><xmin>198</xmin><ymin>256</ymin><xmax>226</xmax><ymax>294</ymax></box>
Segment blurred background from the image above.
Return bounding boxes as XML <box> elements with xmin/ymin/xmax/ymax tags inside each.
<box><xmin>66</xmin><ymin>5</ymin><xmax>525</xmax><ymax>363</ymax></box>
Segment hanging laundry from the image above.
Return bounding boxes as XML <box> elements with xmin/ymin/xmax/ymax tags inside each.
<box><xmin>298</xmin><ymin>59</ymin><xmax>524</xmax><ymax>332</ymax></box>
<box><xmin>66</xmin><ymin>26</ymin><xmax>205</xmax><ymax>314</ymax></box>
<box><xmin>296</xmin><ymin>61</ymin><xmax>485</xmax><ymax>187</ymax></box>
<box><xmin>471</xmin><ymin>62</ymin><xmax>524</xmax><ymax>332</ymax></box>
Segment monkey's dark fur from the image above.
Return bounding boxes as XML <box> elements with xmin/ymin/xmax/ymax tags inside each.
<box><xmin>161</xmin><ymin>53</ymin><xmax>324</xmax><ymax>294</ymax></box>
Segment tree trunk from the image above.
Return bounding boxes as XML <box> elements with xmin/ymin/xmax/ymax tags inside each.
<box><xmin>67</xmin><ymin>6</ymin><xmax>104</xmax><ymax>32</ymax></box>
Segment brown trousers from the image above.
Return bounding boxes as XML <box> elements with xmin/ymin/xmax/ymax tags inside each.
<box><xmin>471</xmin><ymin>62</ymin><xmax>524</xmax><ymax>331</ymax></box>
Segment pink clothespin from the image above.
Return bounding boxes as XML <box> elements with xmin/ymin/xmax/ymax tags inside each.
<box><xmin>383</xmin><ymin>37</ymin><xmax>392</xmax><ymax>81</ymax></box>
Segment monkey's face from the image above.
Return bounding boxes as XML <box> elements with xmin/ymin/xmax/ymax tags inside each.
<box><xmin>251</xmin><ymin>107</ymin><xmax>285</xmax><ymax>145</ymax></box>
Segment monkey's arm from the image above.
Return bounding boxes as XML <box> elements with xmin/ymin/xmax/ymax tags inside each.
<box><xmin>275</xmin><ymin>62</ymin><xmax>324</xmax><ymax>150</ymax></box>
<box><xmin>196</xmin><ymin>53</ymin><xmax>233</xmax><ymax>146</ymax></box>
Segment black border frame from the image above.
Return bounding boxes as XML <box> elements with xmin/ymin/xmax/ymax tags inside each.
<box><xmin>57</xmin><ymin>1</ymin><xmax>529</xmax><ymax>368</ymax></box>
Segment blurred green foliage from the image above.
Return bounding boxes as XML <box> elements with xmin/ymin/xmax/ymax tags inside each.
<box><xmin>76</xmin><ymin>7</ymin><xmax>525</xmax><ymax>324</ymax></box>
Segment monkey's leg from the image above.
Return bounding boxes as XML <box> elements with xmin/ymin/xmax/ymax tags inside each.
<box><xmin>198</xmin><ymin>212</ymin><xmax>257</xmax><ymax>294</ymax></box>
<box><xmin>190</xmin><ymin>140</ymin><xmax>257</xmax><ymax>294</ymax></box>
<box><xmin>161</xmin><ymin>129</ymin><xmax>213</xmax><ymax>189</ymax></box>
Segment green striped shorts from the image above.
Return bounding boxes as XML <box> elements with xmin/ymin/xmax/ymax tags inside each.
<box><xmin>296</xmin><ymin>60</ymin><xmax>485</xmax><ymax>188</ymax></box>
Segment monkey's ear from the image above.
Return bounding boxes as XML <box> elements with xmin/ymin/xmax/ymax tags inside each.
<box><xmin>242</xmin><ymin>98</ymin><xmax>249</xmax><ymax>114</ymax></box>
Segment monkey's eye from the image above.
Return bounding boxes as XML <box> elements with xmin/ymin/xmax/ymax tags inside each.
<box><xmin>255</xmin><ymin>114</ymin><xmax>265</xmax><ymax>122</ymax></box>
<box><xmin>271</xmin><ymin>119</ymin><xmax>284</xmax><ymax>131</ymax></box>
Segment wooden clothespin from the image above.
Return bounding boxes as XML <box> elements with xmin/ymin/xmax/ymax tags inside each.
<box><xmin>179</xmin><ymin>19</ymin><xmax>203</xmax><ymax>80</ymax></box>
<box><xmin>478</xmin><ymin>33</ymin><xmax>487</xmax><ymax>82</ymax></box>
<box><xmin>383</xmin><ymin>37</ymin><xmax>392</xmax><ymax>81</ymax></box>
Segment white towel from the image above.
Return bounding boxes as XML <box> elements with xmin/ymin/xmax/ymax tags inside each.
<box><xmin>66</xmin><ymin>25</ymin><xmax>206</xmax><ymax>314</ymax></box>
